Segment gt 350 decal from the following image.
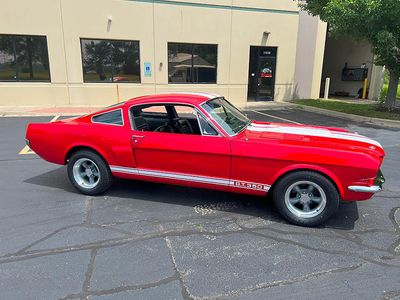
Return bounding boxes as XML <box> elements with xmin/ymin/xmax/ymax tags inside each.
<box><xmin>232</xmin><ymin>181</ymin><xmax>270</xmax><ymax>192</ymax></box>
<box><xmin>110</xmin><ymin>166</ymin><xmax>270</xmax><ymax>192</ymax></box>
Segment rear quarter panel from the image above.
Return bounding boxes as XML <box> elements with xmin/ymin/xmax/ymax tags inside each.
<box><xmin>26</xmin><ymin>121</ymin><xmax>134</xmax><ymax>167</ymax></box>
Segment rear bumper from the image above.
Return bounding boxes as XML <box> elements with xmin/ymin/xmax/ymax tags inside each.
<box><xmin>348</xmin><ymin>185</ymin><xmax>381</xmax><ymax>193</ymax></box>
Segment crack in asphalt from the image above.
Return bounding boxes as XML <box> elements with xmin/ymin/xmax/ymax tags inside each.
<box><xmin>387</xmin><ymin>207</ymin><xmax>400</xmax><ymax>256</ymax></box>
<box><xmin>208</xmin><ymin>264</ymin><xmax>364</xmax><ymax>300</ymax></box>
<box><xmin>59</xmin><ymin>274</ymin><xmax>180</xmax><ymax>299</ymax></box>
<box><xmin>164</xmin><ymin>235</ymin><xmax>194</xmax><ymax>300</ymax></box>
<box><xmin>0</xmin><ymin>228</ymin><xmax>244</xmax><ymax>264</ymax></box>
<box><xmin>83</xmin><ymin>196</ymin><xmax>94</xmax><ymax>225</ymax></box>
<box><xmin>234</xmin><ymin>223</ymin><xmax>400</xmax><ymax>269</ymax></box>
<box><xmin>15</xmin><ymin>224</ymin><xmax>81</xmax><ymax>254</ymax></box>
<box><xmin>80</xmin><ymin>248</ymin><xmax>97</xmax><ymax>300</ymax></box>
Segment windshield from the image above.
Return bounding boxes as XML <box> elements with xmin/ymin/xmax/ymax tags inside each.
<box><xmin>201</xmin><ymin>98</ymin><xmax>250</xmax><ymax>135</ymax></box>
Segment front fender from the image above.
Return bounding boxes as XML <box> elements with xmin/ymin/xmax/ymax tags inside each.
<box><xmin>270</xmin><ymin>164</ymin><xmax>345</xmax><ymax>198</ymax></box>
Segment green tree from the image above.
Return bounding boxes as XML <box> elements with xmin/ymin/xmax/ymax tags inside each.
<box><xmin>300</xmin><ymin>0</ymin><xmax>400</xmax><ymax>110</ymax></box>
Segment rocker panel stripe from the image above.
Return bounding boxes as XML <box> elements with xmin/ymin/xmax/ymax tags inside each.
<box><xmin>110</xmin><ymin>165</ymin><xmax>270</xmax><ymax>192</ymax></box>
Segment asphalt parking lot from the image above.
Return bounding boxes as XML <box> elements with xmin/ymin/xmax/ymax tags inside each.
<box><xmin>0</xmin><ymin>107</ymin><xmax>399</xmax><ymax>300</ymax></box>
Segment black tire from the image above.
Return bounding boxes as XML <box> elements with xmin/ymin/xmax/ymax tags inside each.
<box><xmin>67</xmin><ymin>150</ymin><xmax>113</xmax><ymax>195</ymax></box>
<box><xmin>272</xmin><ymin>171</ymin><xmax>339</xmax><ymax>227</ymax></box>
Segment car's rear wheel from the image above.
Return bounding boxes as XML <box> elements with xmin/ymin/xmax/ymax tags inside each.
<box><xmin>273</xmin><ymin>171</ymin><xmax>339</xmax><ymax>227</ymax></box>
<box><xmin>67</xmin><ymin>150</ymin><xmax>113</xmax><ymax>195</ymax></box>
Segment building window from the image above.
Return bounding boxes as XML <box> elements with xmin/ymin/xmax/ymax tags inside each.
<box><xmin>81</xmin><ymin>38</ymin><xmax>140</xmax><ymax>83</ymax></box>
<box><xmin>168</xmin><ymin>43</ymin><xmax>217</xmax><ymax>84</ymax></box>
<box><xmin>0</xmin><ymin>34</ymin><xmax>50</xmax><ymax>82</ymax></box>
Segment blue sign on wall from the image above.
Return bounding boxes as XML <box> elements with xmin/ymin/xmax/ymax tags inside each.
<box><xmin>144</xmin><ymin>62</ymin><xmax>152</xmax><ymax>77</ymax></box>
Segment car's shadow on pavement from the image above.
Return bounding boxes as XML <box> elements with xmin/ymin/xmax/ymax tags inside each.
<box><xmin>24</xmin><ymin>167</ymin><xmax>359</xmax><ymax>230</ymax></box>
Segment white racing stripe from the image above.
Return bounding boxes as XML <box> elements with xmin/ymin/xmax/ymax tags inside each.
<box><xmin>247</xmin><ymin>123</ymin><xmax>382</xmax><ymax>148</ymax></box>
<box><xmin>110</xmin><ymin>166</ymin><xmax>270</xmax><ymax>192</ymax></box>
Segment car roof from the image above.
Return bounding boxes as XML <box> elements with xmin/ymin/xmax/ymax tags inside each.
<box><xmin>123</xmin><ymin>92</ymin><xmax>221</xmax><ymax>107</ymax></box>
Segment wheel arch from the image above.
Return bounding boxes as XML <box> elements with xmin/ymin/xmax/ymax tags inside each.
<box><xmin>64</xmin><ymin>145</ymin><xmax>110</xmax><ymax>165</ymax></box>
<box><xmin>269</xmin><ymin>165</ymin><xmax>345</xmax><ymax>198</ymax></box>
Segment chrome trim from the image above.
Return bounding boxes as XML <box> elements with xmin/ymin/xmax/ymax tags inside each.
<box><xmin>91</xmin><ymin>108</ymin><xmax>124</xmax><ymax>127</ymax></box>
<box><xmin>194</xmin><ymin>109</ymin><xmax>222</xmax><ymax>137</ymax></box>
<box><xmin>132</xmin><ymin>135</ymin><xmax>145</xmax><ymax>139</ymax></box>
<box><xmin>110</xmin><ymin>165</ymin><xmax>270</xmax><ymax>192</ymax></box>
<box><xmin>348</xmin><ymin>186</ymin><xmax>382</xmax><ymax>193</ymax></box>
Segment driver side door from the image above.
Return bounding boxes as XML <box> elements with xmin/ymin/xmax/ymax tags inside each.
<box><xmin>130</xmin><ymin>104</ymin><xmax>232</xmax><ymax>191</ymax></box>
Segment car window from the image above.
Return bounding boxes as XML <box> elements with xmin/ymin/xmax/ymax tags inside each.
<box><xmin>130</xmin><ymin>104</ymin><xmax>220</xmax><ymax>136</ymax></box>
<box><xmin>92</xmin><ymin>109</ymin><xmax>123</xmax><ymax>125</ymax></box>
<box><xmin>141</xmin><ymin>106</ymin><xmax>168</xmax><ymax>115</ymax></box>
<box><xmin>196</xmin><ymin>111</ymin><xmax>219</xmax><ymax>136</ymax></box>
<box><xmin>201</xmin><ymin>98</ymin><xmax>250</xmax><ymax>135</ymax></box>
<box><xmin>174</xmin><ymin>105</ymin><xmax>196</xmax><ymax>118</ymax></box>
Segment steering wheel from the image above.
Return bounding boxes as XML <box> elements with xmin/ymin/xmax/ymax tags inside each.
<box><xmin>154</xmin><ymin>124</ymin><xmax>173</xmax><ymax>133</ymax></box>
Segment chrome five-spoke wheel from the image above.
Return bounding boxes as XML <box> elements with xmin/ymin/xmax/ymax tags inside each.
<box><xmin>72</xmin><ymin>158</ymin><xmax>100</xmax><ymax>188</ymax></box>
<box><xmin>284</xmin><ymin>181</ymin><xmax>327</xmax><ymax>219</ymax></box>
<box><xmin>67</xmin><ymin>150</ymin><xmax>113</xmax><ymax>195</ymax></box>
<box><xmin>273</xmin><ymin>171</ymin><xmax>339</xmax><ymax>227</ymax></box>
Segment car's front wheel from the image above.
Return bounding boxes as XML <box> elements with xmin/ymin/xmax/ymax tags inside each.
<box><xmin>273</xmin><ymin>171</ymin><xmax>339</xmax><ymax>227</ymax></box>
<box><xmin>67</xmin><ymin>150</ymin><xmax>113</xmax><ymax>195</ymax></box>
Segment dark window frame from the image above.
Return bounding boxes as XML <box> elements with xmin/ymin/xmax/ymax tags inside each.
<box><xmin>80</xmin><ymin>37</ymin><xmax>141</xmax><ymax>84</ymax></box>
<box><xmin>0</xmin><ymin>34</ymin><xmax>51</xmax><ymax>82</ymax></box>
<box><xmin>168</xmin><ymin>42</ymin><xmax>218</xmax><ymax>84</ymax></box>
<box><xmin>91</xmin><ymin>108</ymin><xmax>124</xmax><ymax>126</ymax></box>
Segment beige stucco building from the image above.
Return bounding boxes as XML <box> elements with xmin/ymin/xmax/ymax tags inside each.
<box><xmin>0</xmin><ymin>0</ymin><xmax>384</xmax><ymax>107</ymax></box>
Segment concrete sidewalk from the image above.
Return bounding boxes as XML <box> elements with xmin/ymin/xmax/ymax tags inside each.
<box><xmin>0</xmin><ymin>105</ymin><xmax>105</xmax><ymax>117</ymax></box>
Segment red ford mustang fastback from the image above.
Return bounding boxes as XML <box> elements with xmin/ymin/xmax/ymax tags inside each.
<box><xmin>26</xmin><ymin>93</ymin><xmax>385</xmax><ymax>226</ymax></box>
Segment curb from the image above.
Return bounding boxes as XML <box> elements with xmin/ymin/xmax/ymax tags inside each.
<box><xmin>239</xmin><ymin>102</ymin><xmax>291</xmax><ymax>111</ymax></box>
<box><xmin>287</xmin><ymin>102</ymin><xmax>400</xmax><ymax>129</ymax></box>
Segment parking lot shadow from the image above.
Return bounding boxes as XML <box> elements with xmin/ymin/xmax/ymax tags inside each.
<box><xmin>24</xmin><ymin>167</ymin><xmax>359</xmax><ymax>230</ymax></box>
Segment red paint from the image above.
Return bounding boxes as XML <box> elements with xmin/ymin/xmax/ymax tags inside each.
<box><xmin>26</xmin><ymin>93</ymin><xmax>385</xmax><ymax>201</ymax></box>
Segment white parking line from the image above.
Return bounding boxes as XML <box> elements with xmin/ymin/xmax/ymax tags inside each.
<box><xmin>19</xmin><ymin>115</ymin><xmax>60</xmax><ymax>155</ymax></box>
<box><xmin>49</xmin><ymin>115</ymin><xmax>60</xmax><ymax>123</ymax></box>
<box><xmin>251</xmin><ymin>110</ymin><xmax>302</xmax><ymax>125</ymax></box>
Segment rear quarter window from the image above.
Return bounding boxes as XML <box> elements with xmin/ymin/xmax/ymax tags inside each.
<box><xmin>92</xmin><ymin>109</ymin><xmax>123</xmax><ymax>125</ymax></box>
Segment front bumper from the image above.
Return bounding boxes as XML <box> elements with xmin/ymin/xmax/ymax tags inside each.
<box><xmin>348</xmin><ymin>185</ymin><xmax>381</xmax><ymax>193</ymax></box>
<box><xmin>347</xmin><ymin>169</ymin><xmax>385</xmax><ymax>194</ymax></box>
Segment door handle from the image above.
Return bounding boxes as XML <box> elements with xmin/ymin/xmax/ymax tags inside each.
<box><xmin>132</xmin><ymin>135</ymin><xmax>145</xmax><ymax>144</ymax></box>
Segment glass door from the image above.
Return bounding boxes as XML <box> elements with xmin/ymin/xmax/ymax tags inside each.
<box><xmin>256</xmin><ymin>57</ymin><xmax>276</xmax><ymax>101</ymax></box>
<box><xmin>247</xmin><ymin>46</ymin><xmax>277</xmax><ymax>101</ymax></box>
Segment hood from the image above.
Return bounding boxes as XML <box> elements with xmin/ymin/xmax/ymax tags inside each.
<box><xmin>245</xmin><ymin>121</ymin><xmax>385</xmax><ymax>157</ymax></box>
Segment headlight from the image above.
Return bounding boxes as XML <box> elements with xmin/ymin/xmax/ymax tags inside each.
<box><xmin>374</xmin><ymin>169</ymin><xmax>385</xmax><ymax>187</ymax></box>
